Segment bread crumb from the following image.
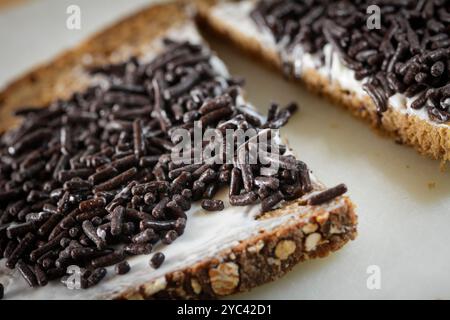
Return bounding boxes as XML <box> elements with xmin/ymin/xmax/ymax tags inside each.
<box><xmin>428</xmin><ymin>182</ymin><xmax>436</xmax><ymax>190</ymax></box>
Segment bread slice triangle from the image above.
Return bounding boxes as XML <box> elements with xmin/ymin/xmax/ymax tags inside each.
<box><xmin>0</xmin><ymin>2</ymin><xmax>357</xmax><ymax>299</ymax></box>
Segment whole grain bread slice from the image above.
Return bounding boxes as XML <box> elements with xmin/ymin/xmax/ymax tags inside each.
<box><xmin>196</xmin><ymin>0</ymin><xmax>450</xmax><ymax>166</ymax></box>
<box><xmin>0</xmin><ymin>2</ymin><xmax>357</xmax><ymax>299</ymax></box>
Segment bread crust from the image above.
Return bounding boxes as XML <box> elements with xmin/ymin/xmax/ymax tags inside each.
<box><xmin>116</xmin><ymin>198</ymin><xmax>357</xmax><ymax>299</ymax></box>
<box><xmin>197</xmin><ymin>0</ymin><xmax>450</xmax><ymax>166</ymax></box>
<box><xmin>0</xmin><ymin>1</ymin><xmax>357</xmax><ymax>299</ymax></box>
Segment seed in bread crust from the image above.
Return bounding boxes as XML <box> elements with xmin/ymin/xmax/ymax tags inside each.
<box><xmin>315</xmin><ymin>211</ymin><xmax>330</xmax><ymax>226</ymax></box>
<box><xmin>305</xmin><ymin>233</ymin><xmax>322</xmax><ymax>252</ymax></box>
<box><xmin>274</xmin><ymin>240</ymin><xmax>296</xmax><ymax>260</ymax></box>
<box><xmin>191</xmin><ymin>278</ymin><xmax>202</xmax><ymax>295</ymax></box>
<box><xmin>142</xmin><ymin>277</ymin><xmax>167</xmax><ymax>297</ymax></box>
<box><xmin>209</xmin><ymin>262</ymin><xmax>240</xmax><ymax>296</ymax></box>
<box><xmin>247</xmin><ymin>240</ymin><xmax>265</xmax><ymax>254</ymax></box>
<box><xmin>302</xmin><ymin>223</ymin><xmax>318</xmax><ymax>234</ymax></box>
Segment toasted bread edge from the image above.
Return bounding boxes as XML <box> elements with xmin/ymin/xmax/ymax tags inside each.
<box><xmin>115</xmin><ymin>197</ymin><xmax>357</xmax><ymax>299</ymax></box>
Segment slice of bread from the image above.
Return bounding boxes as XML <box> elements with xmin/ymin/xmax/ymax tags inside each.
<box><xmin>0</xmin><ymin>2</ymin><xmax>357</xmax><ymax>299</ymax></box>
<box><xmin>197</xmin><ymin>0</ymin><xmax>450</xmax><ymax>166</ymax></box>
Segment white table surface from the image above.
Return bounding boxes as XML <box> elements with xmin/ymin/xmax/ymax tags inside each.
<box><xmin>0</xmin><ymin>0</ymin><xmax>449</xmax><ymax>300</ymax></box>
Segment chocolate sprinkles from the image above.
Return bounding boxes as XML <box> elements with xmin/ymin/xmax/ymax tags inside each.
<box><xmin>307</xmin><ymin>184</ymin><xmax>348</xmax><ymax>206</ymax></box>
<box><xmin>251</xmin><ymin>0</ymin><xmax>450</xmax><ymax>123</ymax></box>
<box><xmin>0</xmin><ymin>39</ymin><xmax>347</xmax><ymax>295</ymax></box>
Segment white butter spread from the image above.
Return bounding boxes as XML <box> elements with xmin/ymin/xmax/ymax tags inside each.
<box><xmin>0</xmin><ymin>186</ymin><xmax>345</xmax><ymax>299</ymax></box>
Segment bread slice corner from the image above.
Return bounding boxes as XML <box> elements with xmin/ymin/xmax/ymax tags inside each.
<box><xmin>196</xmin><ymin>0</ymin><xmax>450</xmax><ymax>168</ymax></box>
